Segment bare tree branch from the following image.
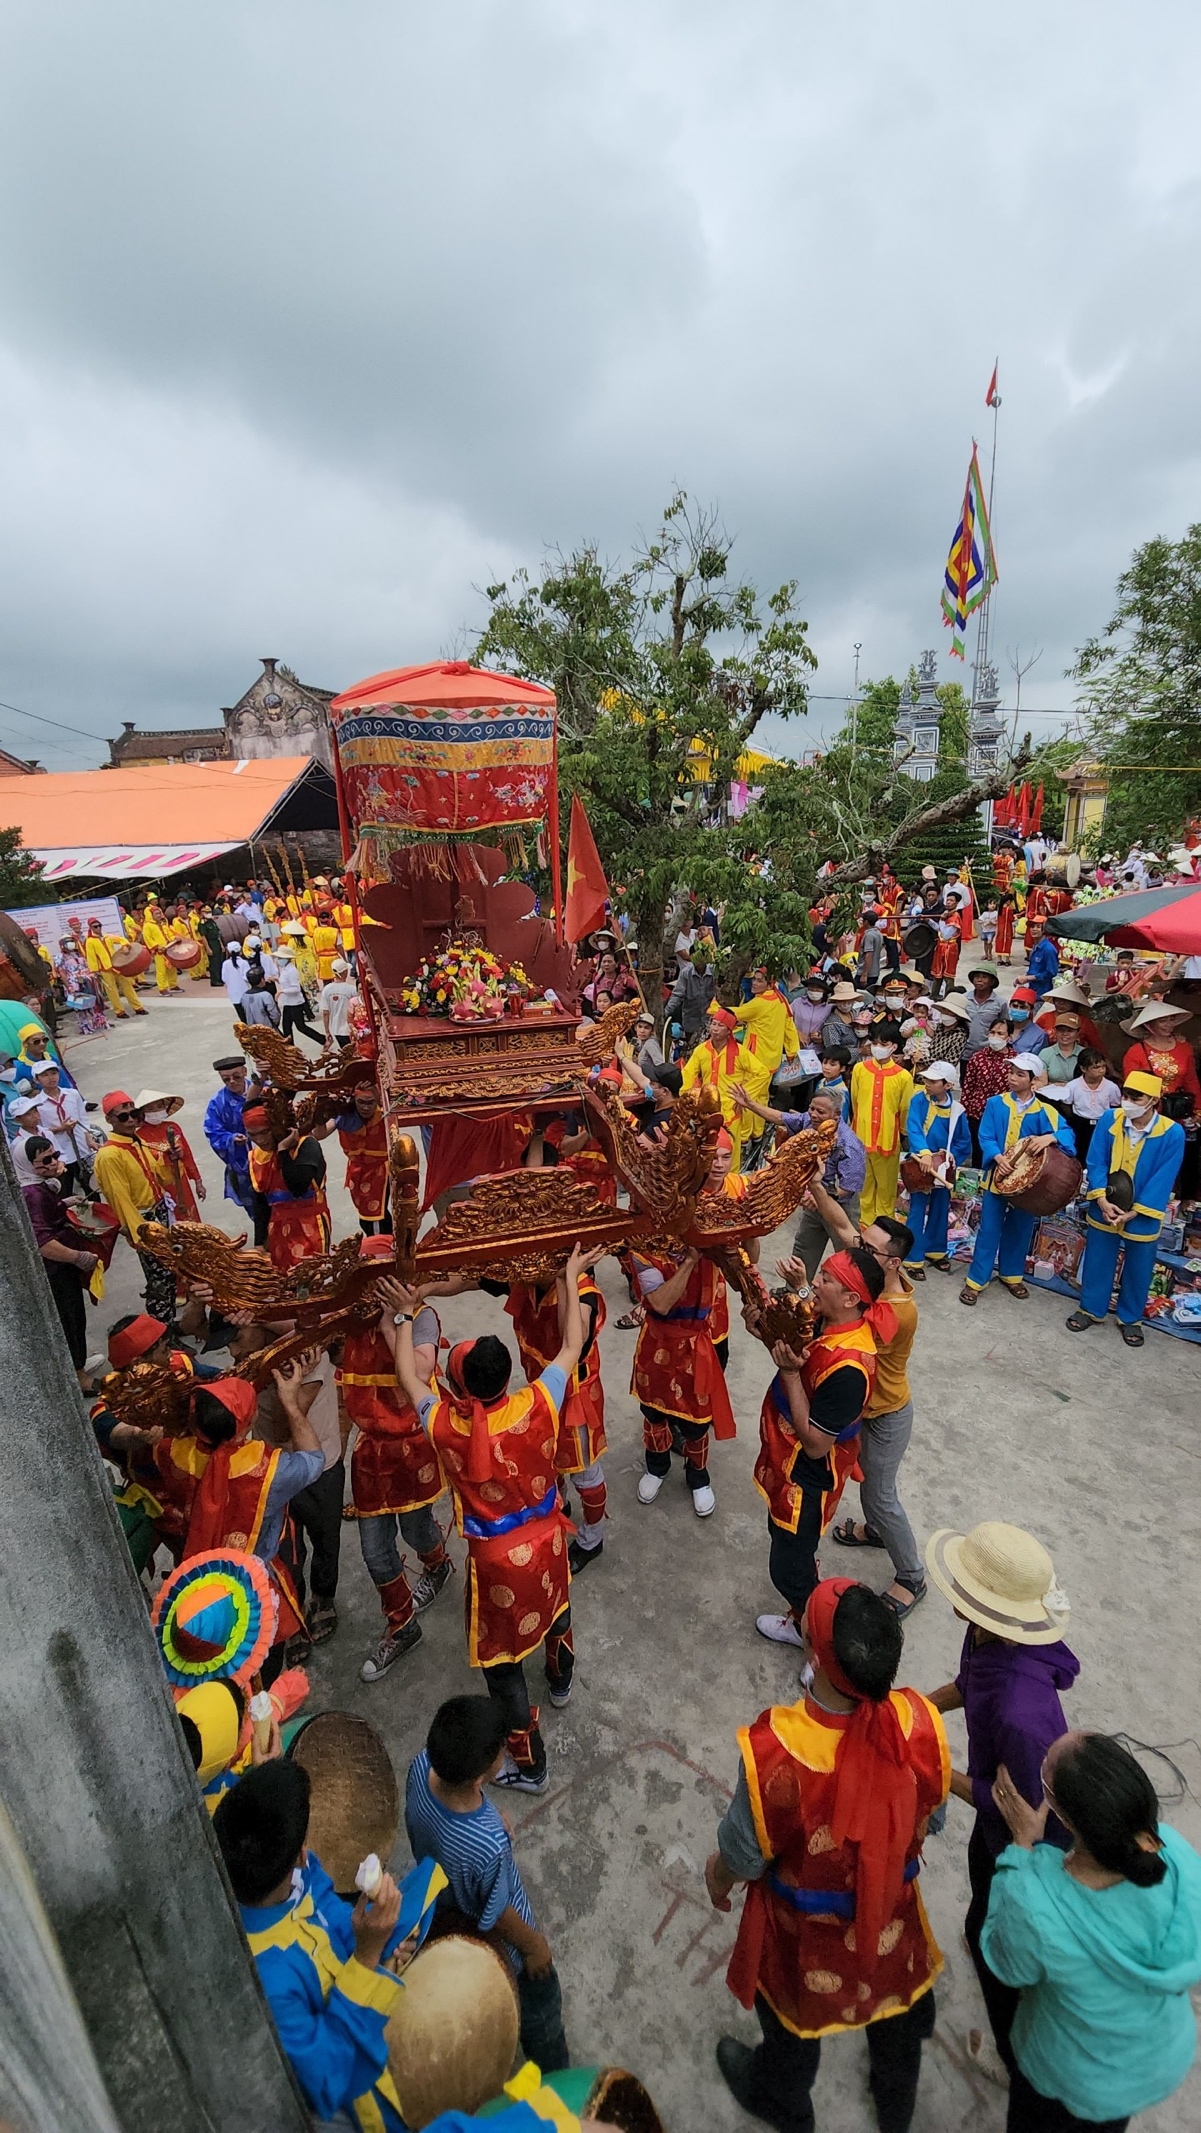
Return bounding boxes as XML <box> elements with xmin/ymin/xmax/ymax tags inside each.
<box><xmin>820</xmin><ymin>755</ymin><xmax>1032</xmax><ymax>890</ymax></box>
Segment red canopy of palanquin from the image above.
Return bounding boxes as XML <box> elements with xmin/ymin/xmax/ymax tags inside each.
<box><xmin>330</xmin><ymin>662</ymin><xmax>556</xmax><ymax>713</ymax></box>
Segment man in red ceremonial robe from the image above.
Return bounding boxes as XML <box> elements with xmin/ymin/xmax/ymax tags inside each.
<box><xmin>336</xmin><ymin>1239</ymin><xmax>453</xmax><ymax>1682</ymax></box>
<box><xmin>380</xmin><ymin>1250</ymin><xmax>589</xmax><ymax>1795</ymax></box>
<box><xmin>698</xmin><ymin>1128</ymin><xmax>757</xmax><ymax>1352</ymax></box>
<box><xmin>631</xmin><ymin>1235</ymin><xmax>737</xmax><ymax>1521</ymax></box>
<box><xmin>501</xmin><ymin>1258</ymin><xmax>608</xmax><ymax>1575</ymax></box>
<box><xmin>156</xmin><ymin>1367</ymin><xmax>324</xmax><ymax>1676</ymax></box>
<box><xmin>750</xmin><ymin>1248</ymin><xmax>893</xmax><ymax>1650</ymax></box>
<box><xmin>244</xmin><ymin>1105</ymin><xmax>332</xmax><ymax>1271</ymax></box>
<box><xmin>929</xmin><ymin>893</ymin><xmax>962</xmax><ymax>999</ymax></box>
<box><xmin>325</xmin><ymin>1081</ymin><xmax>392</xmax><ymax>1235</ymax></box>
<box><xmin>706</xmin><ymin>1578</ymin><xmax>948</xmax><ymax>2133</ymax></box>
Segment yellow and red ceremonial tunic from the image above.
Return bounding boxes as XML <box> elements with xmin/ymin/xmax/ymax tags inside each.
<box><xmin>931</xmin><ymin>914</ymin><xmax>962</xmax><ymax>980</ymax></box>
<box><xmin>336</xmin><ymin>1320</ymin><xmax>444</xmax><ymax>1516</ymax></box>
<box><xmin>726</xmin><ymin>1693</ymin><xmax>948</xmax><ymax>2038</ymax></box>
<box><xmin>505</xmin><ymin>1275</ymin><xmax>607</xmax><ymax>1474</ymax></box>
<box><xmin>332</xmin><ymin>900</ymin><xmax>355</xmax><ymax>953</ymax></box>
<box><xmin>994</xmin><ymin>898</ymin><xmax>1015</xmax><ymax>956</ymax></box>
<box><xmin>248</xmin><ymin>1147</ymin><xmax>331</xmax><ymax>1272</ymax></box>
<box><xmin>429</xmin><ymin>1381</ymin><xmax>569</xmax><ymax>1666</ymax></box>
<box><xmin>562</xmin><ymin>1133</ymin><xmax>617</xmax><ymax>1207</ymax></box>
<box><xmin>1024</xmin><ymin>883</ymin><xmax>1048</xmax><ymax>929</ymax></box>
<box><xmin>849</xmin><ymin>1059</ymin><xmax>913</xmax><ymax>1158</ymax></box>
<box><xmin>705</xmin><ymin>1172</ymin><xmax>749</xmax><ymax>1345</ymax></box>
<box><xmin>631</xmin><ymin>1252</ymin><xmax>737</xmax><ymax>1437</ymax></box>
<box><xmin>310</xmin><ymin>922</ymin><xmax>341</xmax><ymax>981</ymax></box>
<box><xmin>153</xmin><ymin>1433</ymin><xmax>305</xmax><ymax>1642</ymax></box>
<box><xmin>337</xmin><ymin>1110</ymin><xmax>390</xmax><ymax>1222</ymax></box>
<box><xmin>754</xmin><ymin>1321</ymin><xmax>876</xmax><ymax>1535</ymax></box>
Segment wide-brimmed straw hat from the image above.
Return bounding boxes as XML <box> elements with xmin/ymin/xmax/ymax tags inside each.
<box><xmin>829</xmin><ymin>981</ymin><xmax>859</xmax><ymax>1003</ymax></box>
<box><xmin>1122</xmin><ymin>1000</ymin><xmax>1191</xmax><ymax>1035</ymax></box>
<box><xmin>132</xmin><ymin>1089</ymin><xmax>183</xmax><ymax>1115</ymax></box>
<box><xmin>925</xmin><ymin>1521</ymin><xmax>1070</xmax><ymax>1644</ymax></box>
<box><xmin>934</xmin><ymin>993</ymin><xmax>971</xmax><ymax>1022</ymax></box>
<box><xmin>1044</xmin><ymin>979</ymin><xmax>1092</xmax><ymax>1011</ymax></box>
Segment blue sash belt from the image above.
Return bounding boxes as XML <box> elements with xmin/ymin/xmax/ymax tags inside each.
<box><xmin>767</xmin><ymin>1859</ymin><xmax>919</xmax><ymax>1920</ymax></box>
<box><xmin>463</xmin><ymin>1482</ymin><xmax>559</xmax><ymax>1541</ymax></box>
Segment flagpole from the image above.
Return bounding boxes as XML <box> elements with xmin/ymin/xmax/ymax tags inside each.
<box><xmin>972</xmin><ymin>363</ymin><xmax>1002</xmax><ymax>843</ymax></box>
<box><xmin>548</xmin><ymin>715</ymin><xmax>564</xmax><ymax>945</ymax></box>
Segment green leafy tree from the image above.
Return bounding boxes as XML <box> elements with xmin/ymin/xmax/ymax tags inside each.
<box><xmin>0</xmin><ymin>826</ymin><xmax>46</xmax><ymax>908</ymax></box>
<box><xmin>1072</xmin><ymin>525</ymin><xmax>1201</xmax><ymax>855</ymax></box>
<box><xmin>475</xmin><ymin>493</ymin><xmax>818</xmax><ymax>998</ymax></box>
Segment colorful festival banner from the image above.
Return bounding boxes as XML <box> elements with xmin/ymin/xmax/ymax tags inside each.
<box><xmin>940</xmin><ymin>444</ymin><xmax>998</xmax><ymax>658</ymax></box>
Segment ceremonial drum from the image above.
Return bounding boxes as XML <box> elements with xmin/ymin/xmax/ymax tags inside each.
<box><xmin>900</xmin><ymin>1153</ymin><xmax>956</xmax><ymax>1196</ymax></box>
<box><xmin>0</xmin><ymin>911</ymin><xmax>50</xmax><ymax>1001</ymax></box>
<box><xmin>386</xmin><ymin>1936</ymin><xmax>519</xmax><ymax>2128</ymax></box>
<box><xmin>1044</xmin><ymin>853</ymin><xmax>1081</xmax><ymax>889</ymax></box>
<box><xmin>994</xmin><ymin>1141</ymin><xmax>1082</xmax><ymax>1216</ymax></box>
<box><xmin>111</xmin><ymin>941</ymin><xmax>151</xmax><ymax>977</ymax></box>
<box><xmin>287</xmin><ymin>1710</ymin><xmax>399</xmax><ymax>1896</ymax></box>
<box><xmin>67</xmin><ymin>1199</ymin><xmax>121</xmax><ymax>1269</ymax></box>
<box><xmin>165</xmin><ymin>939</ymin><xmax>203</xmax><ymax>971</ymax></box>
<box><xmin>479</xmin><ymin>2066</ymin><xmax>667</xmax><ymax>2131</ymax></box>
<box><xmin>902</xmin><ymin>919</ymin><xmax>937</xmax><ymax>962</ymax></box>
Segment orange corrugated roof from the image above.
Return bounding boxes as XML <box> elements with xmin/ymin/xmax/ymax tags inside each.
<box><xmin>0</xmin><ymin>757</ymin><xmax>316</xmax><ymax>848</ymax></box>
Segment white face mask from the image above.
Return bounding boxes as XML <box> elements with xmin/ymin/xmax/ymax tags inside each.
<box><xmin>987</xmin><ymin>1035</ymin><xmax>1009</xmax><ymax>1052</ymax></box>
<box><xmin>1121</xmin><ymin>1098</ymin><xmax>1151</xmax><ymax>1121</ymax></box>
<box><xmin>871</xmin><ymin>1045</ymin><xmax>893</xmax><ymax>1062</ymax></box>
<box><xmin>142</xmin><ymin>1107</ymin><xmax>170</xmax><ymax>1125</ymax></box>
<box><xmin>806</xmin><ymin>990</ymin><xmax>825</xmax><ymax>1002</ymax></box>
<box><xmin>932</xmin><ymin>1011</ymin><xmax>953</xmax><ymax>1028</ymax></box>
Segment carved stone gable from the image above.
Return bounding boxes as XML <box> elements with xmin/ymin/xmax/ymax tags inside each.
<box><xmin>223</xmin><ymin>657</ymin><xmax>335</xmax><ymax>768</ymax></box>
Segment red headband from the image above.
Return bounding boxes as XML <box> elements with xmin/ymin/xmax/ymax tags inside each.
<box><xmin>446</xmin><ymin>1339</ymin><xmax>507</xmax><ymax>1482</ymax></box>
<box><xmin>805</xmin><ymin>1576</ymin><xmax>859</xmax><ymax>1699</ymax></box>
<box><xmin>241</xmin><ymin>1105</ymin><xmax>270</xmax><ymax>1132</ymax></box>
<box><xmin>108</xmin><ymin>1314</ymin><xmax>167</xmax><ymax>1368</ymax></box>
<box><xmin>823</xmin><ymin>1252</ymin><xmax>899</xmax><ymax>1347</ymax></box>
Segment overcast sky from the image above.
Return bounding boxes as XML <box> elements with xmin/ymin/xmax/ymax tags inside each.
<box><xmin>2</xmin><ymin>0</ymin><xmax>1199</xmax><ymax>770</ymax></box>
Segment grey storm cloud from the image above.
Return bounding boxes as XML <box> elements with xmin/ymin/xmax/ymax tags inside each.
<box><xmin>1</xmin><ymin>0</ymin><xmax>1199</xmax><ymax>766</ymax></box>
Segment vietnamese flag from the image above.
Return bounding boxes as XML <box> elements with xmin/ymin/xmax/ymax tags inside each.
<box><xmin>1031</xmin><ymin>783</ymin><xmax>1045</xmax><ymax>833</ymax></box>
<box><xmin>564</xmin><ymin>794</ymin><xmax>611</xmax><ymax>943</ymax></box>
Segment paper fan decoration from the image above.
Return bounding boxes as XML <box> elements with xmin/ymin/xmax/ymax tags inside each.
<box><xmin>152</xmin><ymin>1549</ymin><xmax>278</xmax><ymax>1687</ymax></box>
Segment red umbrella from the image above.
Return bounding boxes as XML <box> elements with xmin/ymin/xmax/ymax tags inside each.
<box><xmin>1048</xmin><ymin>883</ymin><xmax>1201</xmax><ymax>952</ymax></box>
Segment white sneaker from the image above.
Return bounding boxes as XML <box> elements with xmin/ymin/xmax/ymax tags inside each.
<box><xmin>691</xmin><ymin>1484</ymin><xmax>716</xmax><ymax>1517</ymax></box>
<box><xmin>637</xmin><ymin>1471</ymin><xmax>665</xmax><ymax>1504</ymax></box>
<box><xmin>756</xmin><ymin>1612</ymin><xmax>804</xmax><ymax>1647</ymax></box>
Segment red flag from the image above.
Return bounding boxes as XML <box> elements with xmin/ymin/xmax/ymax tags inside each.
<box><xmin>1031</xmin><ymin>783</ymin><xmax>1044</xmax><ymax>833</ymax></box>
<box><xmin>1016</xmin><ymin>782</ymin><xmax>1032</xmax><ymax>836</ymax></box>
<box><xmin>985</xmin><ymin>363</ymin><xmax>1000</xmax><ymax>409</ymax></box>
<box><xmin>564</xmin><ymin>794</ymin><xmax>611</xmax><ymax>944</ymax></box>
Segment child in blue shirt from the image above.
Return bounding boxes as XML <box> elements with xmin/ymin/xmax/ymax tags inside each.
<box><xmin>406</xmin><ymin>1695</ymin><xmax>569</xmax><ymax>2074</ymax></box>
<box><xmin>216</xmin><ymin>1759</ymin><xmax>438</xmax><ymax>2131</ymax></box>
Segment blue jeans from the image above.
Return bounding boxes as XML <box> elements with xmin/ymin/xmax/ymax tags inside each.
<box><xmin>517</xmin><ymin>1964</ymin><xmax>569</xmax><ymax>2071</ymax></box>
<box><xmin>357</xmin><ymin>1505</ymin><xmax>441</xmax><ymax>1586</ymax></box>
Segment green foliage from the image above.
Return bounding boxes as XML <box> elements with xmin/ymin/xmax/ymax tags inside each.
<box><xmin>1072</xmin><ymin>524</ymin><xmax>1201</xmax><ymax>855</ymax></box>
<box><xmin>0</xmin><ymin>826</ymin><xmax>46</xmax><ymax>907</ymax></box>
<box><xmin>475</xmin><ymin>493</ymin><xmax>817</xmax><ymax>984</ymax></box>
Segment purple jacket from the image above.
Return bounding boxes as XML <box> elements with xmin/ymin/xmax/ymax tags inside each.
<box><xmin>956</xmin><ymin>1627</ymin><xmax>1080</xmax><ymax>1856</ymax></box>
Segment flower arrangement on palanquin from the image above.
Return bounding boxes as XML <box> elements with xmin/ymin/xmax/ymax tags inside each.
<box><xmin>398</xmin><ymin>940</ymin><xmax>541</xmax><ymax>1021</ymax></box>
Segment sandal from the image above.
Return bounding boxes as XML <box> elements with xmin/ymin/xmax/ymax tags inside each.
<box><xmin>958</xmin><ymin>1284</ymin><xmax>978</xmax><ymax>1306</ymax></box>
<box><xmin>616</xmin><ymin>1307</ymin><xmax>644</xmax><ymax>1330</ymax></box>
<box><xmin>1120</xmin><ymin>1322</ymin><xmax>1145</xmax><ymax>1347</ymax></box>
<box><xmin>1000</xmin><ymin>1280</ymin><xmax>1029</xmax><ymax>1300</ymax></box>
<box><xmin>831</xmin><ymin>1518</ymin><xmax>886</xmax><ymax>1549</ymax></box>
<box><xmin>1064</xmin><ymin>1310</ymin><xmax>1095</xmax><ymax>1333</ymax></box>
<box><xmin>906</xmin><ymin>1264</ymin><xmax>927</xmax><ymax>1282</ymax></box>
<box><xmin>882</xmin><ymin>1581</ymin><xmax>926</xmax><ymax>1620</ymax></box>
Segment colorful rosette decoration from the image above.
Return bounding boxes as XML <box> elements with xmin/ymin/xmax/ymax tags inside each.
<box><xmin>152</xmin><ymin>1549</ymin><xmax>278</xmax><ymax>1687</ymax></box>
<box><xmin>398</xmin><ymin>939</ymin><xmax>536</xmax><ymax>1018</ymax></box>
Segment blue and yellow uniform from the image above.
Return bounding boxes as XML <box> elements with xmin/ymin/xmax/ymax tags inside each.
<box><xmin>1076</xmin><ymin>1101</ymin><xmax>1184</xmax><ymax>1327</ymax></box>
<box><xmin>241</xmin><ymin>1851</ymin><xmax>443</xmax><ymax>2132</ymax></box>
<box><xmin>964</xmin><ymin>1091</ymin><xmax>1075</xmax><ymax>1294</ymax></box>
<box><xmin>902</xmin><ymin>1089</ymin><xmax>972</xmax><ymax>1271</ymax></box>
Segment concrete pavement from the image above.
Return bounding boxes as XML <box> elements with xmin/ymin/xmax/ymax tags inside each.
<box><xmin>62</xmin><ymin>985</ymin><xmax>1201</xmax><ymax>2133</ymax></box>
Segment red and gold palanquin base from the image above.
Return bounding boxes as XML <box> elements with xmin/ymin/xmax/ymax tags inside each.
<box><xmin>377</xmin><ymin>1007</ymin><xmax>588</xmax><ymax>1122</ymax></box>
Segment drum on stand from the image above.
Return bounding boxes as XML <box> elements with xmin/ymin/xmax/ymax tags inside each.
<box><xmin>993</xmin><ymin>1140</ymin><xmax>1082</xmax><ymax>1216</ymax></box>
<box><xmin>1044</xmin><ymin>853</ymin><xmax>1081</xmax><ymax>890</ymax></box>
<box><xmin>0</xmin><ymin>911</ymin><xmax>49</xmax><ymax>1001</ymax></box>
<box><xmin>111</xmin><ymin>941</ymin><xmax>152</xmax><ymax>978</ymax></box>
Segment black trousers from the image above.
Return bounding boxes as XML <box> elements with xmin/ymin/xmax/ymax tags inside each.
<box><xmin>747</xmin><ymin>1988</ymin><xmax>935</xmax><ymax>2133</ymax></box>
<box><xmin>281</xmin><ymin>1003</ymin><xmax>324</xmax><ymax>1046</ymax></box>
<box><xmin>289</xmin><ymin>1459</ymin><xmax>345</xmax><ymax>1603</ymax></box>
<box><xmin>768</xmin><ymin>1491</ymin><xmax>825</xmax><ymax>1618</ymax></box>
<box><xmin>1007</xmin><ymin>2064</ymin><xmax>1129</xmax><ymax>2133</ymax></box>
<box><xmin>965</xmin><ymin>1819</ymin><xmax>1019</xmax><ymax>2071</ymax></box>
<box><xmin>46</xmin><ymin>1259</ymin><xmax>88</xmax><ymax>1368</ymax></box>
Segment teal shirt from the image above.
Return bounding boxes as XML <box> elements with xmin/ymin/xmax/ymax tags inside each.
<box><xmin>980</xmin><ymin>1826</ymin><xmax>1201</xmax><ymax>2120</ymax></box>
